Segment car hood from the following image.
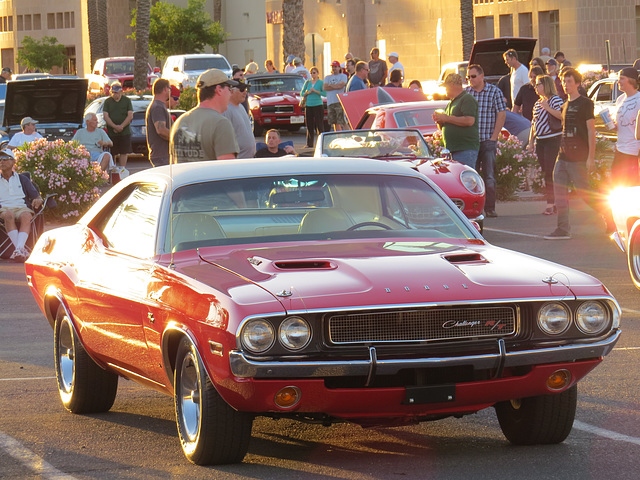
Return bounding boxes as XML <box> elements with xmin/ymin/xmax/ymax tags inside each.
<box><xmin>3</xmin><ymin>78</ymin><xmax>88</xmax><ymax>127</ymax></box>
<box><xmin>250</xmin><ymin>92</ymin><xmax>301</xmax><ymax>105</ymax></box>
<box><xmin>469</xmin><ymin>37</ymin><xmax>537</xmax><ymax>81</ymax></box>
<box><xmin>339</xmin><ymin>87</ymin><xmax>427</xmax><ymax>129</ymax></box>
<box><xmin>189</xmin><ymin>239</ymin><xmax>605</xmax><ymax>311</ymax></box>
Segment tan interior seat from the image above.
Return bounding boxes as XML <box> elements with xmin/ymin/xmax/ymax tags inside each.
<box><xmin>168</xmin><ymin>213</ymin><xmax>226</xmax><ymax>252</ymax></box>
<box><xmin>298</xmin><ymin>208</ymin><xmax>355</xmax><ymax>234</ymax></box>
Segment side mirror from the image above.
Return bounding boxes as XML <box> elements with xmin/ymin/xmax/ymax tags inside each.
<box><xmin>440</xmin><ymin>148</ymin><xmax>452</xmax><ymax>160</ymax></box>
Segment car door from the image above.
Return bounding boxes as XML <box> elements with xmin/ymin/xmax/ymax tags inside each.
<box><xmin>72</xmin><ymin>182</ymin><xmax>165</xmax><ymax>378</ymax></box>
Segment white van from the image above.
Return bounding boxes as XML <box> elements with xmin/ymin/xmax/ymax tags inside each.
<box><xmin>162</xmin><ymin>54</ymin><xmax>233</xmax><ymax>90</ymax></box>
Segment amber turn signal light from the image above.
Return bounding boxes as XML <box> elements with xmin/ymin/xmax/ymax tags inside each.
<box><xmin>546</xmin><ymin>369</ymin><xmax>572</xmax><ymax>391</ymax></box>
<box><xmin>274</xmin><ymin>386</ymin><xmax>301</xmax><ymax>409</ymax></box>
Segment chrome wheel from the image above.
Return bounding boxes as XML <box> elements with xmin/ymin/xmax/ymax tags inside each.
<box><xmin>628</xmin><ymin>221</ymin><xmax>640</xmax><ymax>289</ymax></box>
<box><xmin>56</xmin><ymin>314</ymin><xmax>75</xmax><ymax>399</ymax></box>
<box><xmin>178</xmin><ymin>351</ymin><xmax>202</xmax><ymax>442</ymax></box>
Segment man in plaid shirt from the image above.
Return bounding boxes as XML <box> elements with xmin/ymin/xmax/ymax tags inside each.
<box><xmin>465</xmin><ymin>64</ymin><xmax>507</xmax><ymax>218</ymax></box>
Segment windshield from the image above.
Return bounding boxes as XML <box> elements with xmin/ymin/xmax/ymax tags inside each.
<box><xmin>248</xmin><ymin>77</ymin><xmax>305</xmax><ymax>93</ymax></box>
<box><xmin>166</xmin><ymin>174</ymin><xmax>474</xmax><ymax>252</ymax></box>
<box><xmin>392</xmin><ymin>108</ymin><xmax>439</xmax><ymax>129</ymax></box>
<box><xmin>104</xmin><ymin>61</ymin><xmax>135</xmax><ymax>75</ymax></box>
<box><xmin>184</xmin><ymin>57</ymin><xmax>230</xmax><ymax>72</ymax></box>
<box><xmin>320</xmin><ymin>130</ymin><xmax>433</xmax><ymax>158</ymax></box>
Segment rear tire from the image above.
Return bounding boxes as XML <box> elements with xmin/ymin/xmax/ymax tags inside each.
<box><xmin>54</xmin><ymin>305</ymin><xmax>118</xmax><ymax>413</ymax></box>
<box><xmin>627</xmin><ymin>220</ymin><xmax>640</xmax><ymax>289</ymax></box>
<box><xmin>174</xmin><ymin>337</ymin><xmax>253</xmax><ymax>465</ymax></box>
<box><xmin>495</xmin><ymin>385</ymin><xmax>577</xmax><ymax>445</ymax></box>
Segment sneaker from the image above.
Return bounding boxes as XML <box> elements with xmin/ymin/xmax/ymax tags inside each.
<box><xmin>485</xmin><ymin>210</ymin><xmax>498</xmax><ymax>218</ymax></box>
<box><xmin>544</xmin><ymin>229</ymin><xmax>571</xmax><ymax>240</ymax></box>
<box><xmin>9</xmin><ymin>247</ymin><xmax>27</xmax><ymax>262</ymax></box>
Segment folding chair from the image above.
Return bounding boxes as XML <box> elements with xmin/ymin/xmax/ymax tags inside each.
<box><xmin>0</xmin><ymin>173</ymin><xmax>56</xmax><ymax>259</ymax></box>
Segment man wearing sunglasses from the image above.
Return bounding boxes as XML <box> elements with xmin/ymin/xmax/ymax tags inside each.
<box><xmin>465</xmin><ymin>64</ymin><xmax>506</xmax><ymax>218</ymax></box>
<box><xmin>222</xmin><ymin>83</ymin><xmax>255</xmax><ymax>158</ymax></box>
<box><xmin>170</xmin><ymin>69</ymin><xmax>239</xmax><ymax>163</ymax></box>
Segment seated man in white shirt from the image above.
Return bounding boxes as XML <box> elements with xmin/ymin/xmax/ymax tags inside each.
<box><xmin>0</xmin><ymin>149</ymin><xmax>43</xmax><ymax>262</ymax></box>
<box><xmin>72</xmin><ymin>113</ymin><xmax>114</xmax><ymax>171</ymax></box>
<box><xmin>8</xmin><ymin>117</ymin><xmax>44</xmax><ymax>150</ymax></box>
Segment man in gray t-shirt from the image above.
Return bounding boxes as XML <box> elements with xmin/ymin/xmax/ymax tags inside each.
<box><xmin>146</xmin><ymin>78</ymin><xmax>172</xmax><ymax>166</ymax></box>
<box><xmin>222</xmin><ymin>83</ymin><xmax>255</xmax><ymax>158</ymax></box>
<box><xmin>323</xmin><ymin>61</ymin><xmax>349</xmax><ymax>131</ymax></box>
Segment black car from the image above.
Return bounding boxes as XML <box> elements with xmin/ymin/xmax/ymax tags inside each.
<box><xmin>1</xmin><ymin>77</ymin><xmax>88</xmax><ymax>142</ymax></box>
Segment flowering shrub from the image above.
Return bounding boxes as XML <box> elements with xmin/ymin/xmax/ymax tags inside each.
<box><xmin>426</xmin><ymin>132</ymin><xmax>539</xmax><ymax>201</ymax></box>
<box><xmin>14</xmin><ymin>138</ymin><xmax>109</xmax><ymax>220</ymax></box>
<box><xmin>581</xmin><ymin>68</ymin><xmax>609</xmax><ymax>93</ymax></box>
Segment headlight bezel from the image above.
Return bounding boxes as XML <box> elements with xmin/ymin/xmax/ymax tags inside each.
<box><xmin>278</xmin><ymin>316</ymin><xmax>312</xmax><ymax>351</ymax></box>
<box><xmin>460</xmin><ymin>170</ymin><xmax>485</xmax><ymax>195</ymax></box>
<box><xmin>575</xmin><ymin>301</ymin><xmax>609</xmax><ymax>335</ymax></box>
<box><xmin>537</xmin><ymin>302</ymin><xmax>571</xmax><ymax>335</ymax></box>
<box><xmin>240</xmin><ymin>318</ymin><xmax>275</xmax><ymax>353</ymax></box>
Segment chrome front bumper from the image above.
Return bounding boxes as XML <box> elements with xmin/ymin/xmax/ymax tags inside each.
<box><xmin>229</xmin><ymin>330</ymin><xmax>620</xmax><ymax>379</ymax></box>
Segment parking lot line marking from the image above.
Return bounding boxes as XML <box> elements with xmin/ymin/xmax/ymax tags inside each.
<box><xmin>0</xmin><ymin>376</ymin><xmax>56</xmax><ymax>381</ymax></box>
<box><xmin>573</xmin><ymin>420</ymin><xmax>640</xmax><ymax>446</ymax></box>
<box><xmin>0</xmin><ymin>431</ymin><xmax>78</xmax><ymax>479</ymax></box>
<box><xmin>613</xmin><ymin>347</ymin><xmax>640</xmax><ymax>351</ymax></box>
<box><xmin>482</xmin><ymin>227</ymin><xmax>542</xmax><ymax>239</ymax></box>
<box><xmin>622</xmin><ymin>307</ymin><xmax>640</xmax><ymax>315</ymax></box>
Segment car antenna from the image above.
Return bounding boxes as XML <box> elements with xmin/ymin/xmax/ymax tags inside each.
<box><xmin>169</xmin><ymin>158</ymin><xmax>175</xmax><ymax>269</ymax></box>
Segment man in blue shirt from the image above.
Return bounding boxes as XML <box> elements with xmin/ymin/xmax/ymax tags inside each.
<box><xmin>346</xmin><ymin>62</ymin><xmax>369</xmax><ymax>92</ymax></box>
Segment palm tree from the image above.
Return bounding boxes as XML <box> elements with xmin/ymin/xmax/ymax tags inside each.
<box><xmin>212</xmin><ymin>0</ymin><xmax>222</xmax><ymax>53</ymax></box>
<box><xmin>133</xmin><ymin>0</ymin><xmax>151</xmax><ymax>91</ymax></box>
<box><xmin>460</xmin><ymin>0</ymin><xmax>475</xmax><ymax>60</ymax></box>
<box><xmin>282</xmin><ymin>0</ymin><xmax>305</xmax><ymax>66</ymax></box>
<box><xmin>87</xmin><ymin>0</ymin><xmax>109</xmax><ymax>66</ymax></box>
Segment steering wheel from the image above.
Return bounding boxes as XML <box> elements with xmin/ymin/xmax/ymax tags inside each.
<box><xmin>347</xmin><ymin>221</ymin><xmax>393</xmax><ymax>231</ymax></box>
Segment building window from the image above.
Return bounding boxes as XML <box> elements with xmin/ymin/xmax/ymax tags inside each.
<box><xmin>16</xmin><ymin>15</ymin><xmax>22</xmax><ymax>31</ymax></box>
<box><xmin>70</xmin><ymin>12</ymin><xmax>74</xmax><ymax>28</ymax></box>
<box><xmin>499</xmin><ymin>14</ymin><xmax>513</xmax><ymax>37</ymax></box>
<box><xmin>24</xmin><ymin>14</ymin><xmax>30</xmax><ymax>31</ymax></box>
<box><xmin>8</xmin><ymin>15</ymin><xmax>12</xmax><ymax>31</ymax></box>
<box><xmin>56</xmin><ymin>12</ymin><xmax>63</xmax><ymax>29</ymax></box>
<box><xmin>64</xmin><ymin>12</ymin><xmax>70</xmax><ymax>28</ymax></box>
<box><xmin>47</xmin><ymin>13</ymin><xmax>55</xmax><ymax>29</ymax></box>
<box><xmin>475</xmin><ymin>16</ymin><xmax>494</xmax><ymax>40</ymax></box>
<box><xmin>519</xmin><ymin>12</ymin><xmax>533</xmax><ymax>38</ymax></box>
<box><xmin>539</xmin><ymin>10</ymin><xmax>560</xmax><ymax>53</ymax></box>
<box><xmin>34</xmin><ymin>14</ymin><xmax>40</xmax><ymax>30</ymax></box>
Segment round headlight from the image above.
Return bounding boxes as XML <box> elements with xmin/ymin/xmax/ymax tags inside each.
<box><xmin>279</xmin><ymin>316</ymin><xmax>311</xmax><ymax>350</ymax></box>
<box><xmin>460</xmin><ymin>170</ymin><xmax>485</xmax><ymax>195</ymax></box>
<box><xmin>576</xmin><ymin>301</ymin><xmax>608</xmax><ymax>335</ymax></box>
<box><xmin>538</xmin><ymin>303</ymin><xmax>570</xmax><ymax>335</ymax></box>
<box><xmin>241</xmin><ymin>319</ymin><xmax>274</xmax><ymax>353</ymax></box>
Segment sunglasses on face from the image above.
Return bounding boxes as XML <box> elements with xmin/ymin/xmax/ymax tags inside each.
<box><xmin>466</xmin><ymin>74</ymin><xmax>478</xmax><ymax>79</ymax></box>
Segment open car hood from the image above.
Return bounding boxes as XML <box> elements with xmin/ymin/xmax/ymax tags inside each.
<box><xmin>3</xmin><ymin>78</ymin><xmax>88</xmax><ymax>127</ymax></box>
<box><xmin>469</xmin><ymin>37</ymin><xmax>537</xmax><ymax>81</ymax></box>
<box><xmin>339</xmin><ymin>87</ymin><xmax>427</xmax><ymax>129</ymax></box>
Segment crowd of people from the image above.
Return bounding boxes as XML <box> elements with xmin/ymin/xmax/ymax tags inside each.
<box><xmin>434</xmin><ymin>47</ymin><xmax>640</xmax><ymax>240</ymax></box>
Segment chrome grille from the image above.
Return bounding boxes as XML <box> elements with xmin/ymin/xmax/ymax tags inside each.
<box><xmin>261</xmin><ymin>105</ymin><xmax>295</xmax><ymax>113</ymax></box>
<box><xmin>328</xmin><ymin>307</ymin><xmax>516</xmax><ymax>344</ymax></box>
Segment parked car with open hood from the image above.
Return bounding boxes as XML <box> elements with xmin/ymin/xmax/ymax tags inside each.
<box><xmin>26</xmin><ymin>157</ymin><xmax>621</xmax><ymax>465</ymax></box>
<box><xmin>2</xmin><ymin>77</ymin><xmax>88</xmax><ymax>142</ymax></box>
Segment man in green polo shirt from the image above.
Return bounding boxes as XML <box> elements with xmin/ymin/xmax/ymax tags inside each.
<box><xmin>103</xmin><ymin>82</ymin><xmax>133</xmax><ymax>172</ymax></box>
<box><xmin>432</xmin><ymin>73</ymin><xmax>479</xmax><ymax>168</ymax></box>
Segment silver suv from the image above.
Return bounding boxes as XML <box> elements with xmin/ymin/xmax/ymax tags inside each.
<box><xmin>162</xmin><ymin>54</ymin><xmax>232</xmax><ymax>90</ymax></box>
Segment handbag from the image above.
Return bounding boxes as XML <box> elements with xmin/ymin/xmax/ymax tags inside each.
<box><xmin>548</xmin><ymin>111</ymin><xmax>562</xmax><ymax>132</ymax></box>
<box><xmin>299</xmin><ymin>95</ymin><xmax>307</xmax><ymax>108</ymax></box>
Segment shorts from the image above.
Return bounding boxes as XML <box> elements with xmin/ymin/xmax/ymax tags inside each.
<box><xmin>0</xmin><ymin>206</ymin><xmax>34</xmax><ymax>220</ymax></box>
<box><xmin>89</xmin><ymin>151</ymin><xmax>113</xmax><ymax>166</ymax></box>
<box><xmin>110</xmin><ymin>135</ymin><xmax>132</xmax><ymax>156</ymax></box>
<box><xmin>327</xmin><ymin>103</ymin><xmax>347</xmax><ymax>125</ymax></box>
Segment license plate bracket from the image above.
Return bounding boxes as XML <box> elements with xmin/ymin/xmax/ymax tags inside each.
<box><xmin>402</xmin><ymin>385</ymin><xmax>456</xmax><ymax>405</ymax></box>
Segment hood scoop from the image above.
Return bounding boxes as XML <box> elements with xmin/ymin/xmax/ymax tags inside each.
<box><xmin>274</xmin><ymin>260</ymin><xmax>335</xmax><ymax>270</ymax></box>
<box><xmin>443</xmin><ymin>252</ymin><xmax>488</xmax><ymax>264</ymax></box>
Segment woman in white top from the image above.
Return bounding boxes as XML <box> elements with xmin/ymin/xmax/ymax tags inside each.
<box><xmin>528</xmin><ymin>75</ymin><xmax>564</xmax><ymax>215</ymax></box>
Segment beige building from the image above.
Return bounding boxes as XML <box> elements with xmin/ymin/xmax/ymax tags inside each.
<box><xmin>0</xmin><ymin>0</ymin><xmax>89</xmax><ymax>74</ymax></box>
<box><xmin>266</xmin><ymin>0</ymin><xmax>640</xmax><ymax>82</ymax></box>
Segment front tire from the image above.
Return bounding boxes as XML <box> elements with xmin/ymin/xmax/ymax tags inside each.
<box><xmin>627</xmin><ymin>220</ymin><xmax>640</xmax><ymax>289</ymax></box>
<box><xmin>174</xmin><ymin>337</ymin><xmax>253</xmax><ymax>465</ymax></box>
<box><xmin>495</xmin><ymin>385</ymin><xmax>577</xmax><ymax>445</ymax></box>
<box><xmin>54</xmin><ymin>305</ymin><xmax>118</xmax><ymax>413</ymax></box>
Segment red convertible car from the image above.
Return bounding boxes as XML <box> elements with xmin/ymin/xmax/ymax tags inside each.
<box><xmin>26</xmin><ymin>158</ymin><xmax>620</xmax><ymax>465</ymax></box>
<box><xmin>314</xmin><ymin>128</ymin><xmax>485</xmax><ymax>222</ymax></box>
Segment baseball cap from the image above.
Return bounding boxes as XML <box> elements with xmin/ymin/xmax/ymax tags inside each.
<box><xmin>110</xmin><ymin>82</ymin><xmax>123</xmax><ymax>92</ymax></box>
<box><xmin>170</xmin><ymin>85</ymin><xmax>181</xmax><ymax>99</ymax></box>
<box><xmin>196</xmin><ymin>68</ymin><xmax>239</xmax><ymax>89</ymax></box>
<box><xmin>331</xmin><ymin>60</ymin><xmax>341</xmax><ymax>67</ymax></box>
<box><xmin>0</xmin><ymin>149</ymin><xmax>14</xmax><ymax>160</ymax></box>
<box><xmin>546</xmin><ymin>58</ymin><xmax>558</xmax><ymax>66</ymax></box>
<box><xmin>388</xmin><ymin>52</ymin><xmax>399</xmax><ymax>58</ymax></box>
<box><xmin>287</xmin><ymin>54</ymin><xmax>295</xmax><ymax>63</ymax></box>
<box><xmin>21</xmin><ymin>117</ymin><xmax>39</xmax><ymax>127</ymax></box>
<box><xmin>2</xmin><ymin>67</ymin><xmax>12</xmax><ymax>74</ymax></box>
<box><xmin>620</xmin><ymin>67</ymin><xmax>639</xmax><ymax>82</ymax></box>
